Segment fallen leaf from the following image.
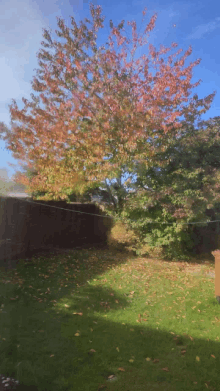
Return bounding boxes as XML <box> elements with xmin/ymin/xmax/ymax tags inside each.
<box><xmin>75</xmin><ymin>333</ymin><xmax>80</xmax><ymax>336</ymax></box>
<box><xmin>65</xmin><ymin>304</ymin><xmax>70</xmax><ymax>308</ymax></box>
<box><xmin>115</xmin><ymin>300</ymin><xmax>119</xmax><ymax>303</ymax></box>
<box><xmin>116</xmin><ymin>347</ymin><xmax>120</xmax><ymax>352</ymax></box>
<box><xmin>211</xmin><ymin>354</ymin><xmax>216</xmax><ymax>358</ymax></box>
<box><xmin>118</xmin><ymin>367</ymin><xmax>125</xmax><ymax>372</ymax></box>
<box><xmin>196</xmin><ymin>356</ymin><xmax>200</xmax><ymax>361</ymax></box>
<box><xmin>174</xmin><ymin>338</ymin><xmax>184</xmax><ymax>346</ymax></box>
<box><xmin>108</xmin><ymin>375</ymin><xmax>115</xmax><ymax>379</ymax></box>
<box><xmin>50</xmin><ymin>354</ymin><xmax>54</xmax><ymax>357</ymax></box>
<box><xmin>146</xmin><ymin>357</ymin><xmax>151</xmax><ymax>361</ymax></box>
<box><xmin>153</xmin><ymin>359</ymin><xmax>159</xmax><ymax>363</ymax></box>
<box><xmin>129</xmin><ymin>359</ymin><xmax>134</xmax><ymax>363</ymax></box>
<box><xmin>110</xmin><ymin>293</ymin><xmax>114</xmax><ymax>296</ymax></box>
<box><xmin>162</xmin><ymin>367</ymin><xmax>169</xmax><ymax>372</ymax></box>
<box><xmin>89</xmin><ymin>349</ymin><xmax>96</xmax><ymax>353</ymax></box>
<box><xmin>73</xmin><ymin>312</ymin><xmax>83</xmax><ymax>316</ymax></box>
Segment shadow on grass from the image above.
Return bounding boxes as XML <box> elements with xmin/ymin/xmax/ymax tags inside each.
<box><xmin>0</xmin><ymin>285</ymin><xmax>219</xmax><ymax>389</ymax></box>
<box><xmin>0</xmin><ymin>238</ymin><xmax>216</xmax><ymax>276</ymax></box>
<box><xmin>0</xmin><ymin>245</ymin><xmax>219</xmax><ymax>391</ymax></box>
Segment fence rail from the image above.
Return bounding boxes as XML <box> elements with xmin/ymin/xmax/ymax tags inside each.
<box><xmin>0</xmin><ymin>195</ymin><xmax>114</xmax><ymax>270</ymax></box>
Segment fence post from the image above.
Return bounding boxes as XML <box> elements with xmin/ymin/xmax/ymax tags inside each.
<box><xmin>212</xmin><ymin>250</ymin><xmax>220</xmax><ymax>304</ymax></box>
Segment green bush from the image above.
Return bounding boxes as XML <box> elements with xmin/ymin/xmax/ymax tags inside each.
<box><xmin>102</xmin><ymin>192</ymin><xmax>197</xmax><ymax>261</ymax></box>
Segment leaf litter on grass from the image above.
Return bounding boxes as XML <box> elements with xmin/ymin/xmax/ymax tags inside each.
<box><xmin>0</xmin><ymin>248</ymin><xmax>219</xmax><ymax>391</ymax></box>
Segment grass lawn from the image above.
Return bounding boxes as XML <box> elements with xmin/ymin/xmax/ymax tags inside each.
<box><xmin>0</xmin><ymin>246</ymin><xmax>219</xmax><ymax>391</ymax></box>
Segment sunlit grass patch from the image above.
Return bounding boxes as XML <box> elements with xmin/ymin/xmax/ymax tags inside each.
<box><xmin>0</xmin><ymin>247</ymin><xmax>219</xmax><ymax>391</ymax></box>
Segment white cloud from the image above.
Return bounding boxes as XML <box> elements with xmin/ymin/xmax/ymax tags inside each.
<box><xmin>0</xmin><ymin>57</ymin><xmax>31</xmax><ymax>103</ymax></box>
<box><xmin>0</xmin><ymin>1</ymin><xmax>46</xmax><ymax>124</ymax></box>
<box><xmin>0</xmin><ymin>0</ymin><xmax>77</xmax><ymax>178</ymax></box>
<box><xmin>0</xmin><ymin>0</ymin><xmax>72</xmax><ymax>126</ymax></box>
<box><xmin>188</xmin><ymin>17</ymin><xmax>220</xmax><ymax>40</ymax></box>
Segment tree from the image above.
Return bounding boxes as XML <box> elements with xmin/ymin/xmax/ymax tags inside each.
<box><xmin>8</xmin><ymin>161</ymin><xmax>46</xmax><ymax>198</ymax></box>
<box><xmin>2</xmin><ymin>3</ymin><xmax>215</xmax><ymax>203</ymax></box>
<box><xmin>0</xmin><ymin>176</ymin><xmax>15</xmax><ymax>196</ymax></box>
<box><xmin>0</xmin><ymin>164</ymin><xmax>27</xmax><ymax>196</ymax></box>
<box><xmin>119</xmin><ymin>116</ymin><xmax>220</xmax><ymax>260</ymax></box>
<box><xmin>0</xmin><ymin>122</ymin><xmax>11</xmax><ymax>141</ymax></box>
<box><xmin>1</xmin><ymin>121</ymin><xmax>134</xmax><ymax>206</ymax></box>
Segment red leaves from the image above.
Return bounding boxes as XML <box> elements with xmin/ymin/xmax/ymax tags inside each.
<box><xmin>4</xmin><ymin>5</ymin><xmax>215</xmax><ymax>200</ymax></box>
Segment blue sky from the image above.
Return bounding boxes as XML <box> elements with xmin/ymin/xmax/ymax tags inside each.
<box><xmin>0</xmin><ymin>0</ymin><xmax>219</xmax><ymax>190</ymax></box>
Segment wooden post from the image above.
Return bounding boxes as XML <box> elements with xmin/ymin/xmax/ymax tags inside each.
<box><xmin>216</xmin><ymin>221</ymin><xmax>220</xmax><ymax>249</ymax></box>
<box><xmin>212</xmin><ymin>250</ymin><xmax>220</xmax><ymax>304</ymax></box>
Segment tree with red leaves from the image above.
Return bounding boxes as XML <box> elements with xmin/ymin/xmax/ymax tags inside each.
<box><xmin>1</xmin><ymin>3</ymin><xmax>215</xmax><ymax>202</ymax></box>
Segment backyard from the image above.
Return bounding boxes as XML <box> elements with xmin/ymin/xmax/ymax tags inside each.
<box><xmin>0</xmin><ymin>244</ymin><xmax>219</xmax><ymax>391</ymax></box>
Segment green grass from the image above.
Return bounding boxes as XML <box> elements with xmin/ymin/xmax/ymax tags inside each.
<box><xmin>0</xmin><ymin>247</ymin><xmax>219</xmax><ymax>391</ymax></box>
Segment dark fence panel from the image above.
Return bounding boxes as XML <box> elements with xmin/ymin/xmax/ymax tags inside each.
<box><xmin>191</xmin><ymin>208</ymin><xmax>220</xmax><ymax>255</ymax></box>
<box><xmin>3</xmin><ymin>194</ymin><xmax>220</xmax><ymax>269</ymax></box>
<box><xmin>0</xmin><ymin>196</ymin><xmax>114</xmax><ymax>269</ymax></box>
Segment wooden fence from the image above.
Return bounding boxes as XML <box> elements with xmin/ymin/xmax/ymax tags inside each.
<box><xmin>0</xmin><ymin>195</ymin><xmax>114</xmax><ymax>270</ymax></box>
